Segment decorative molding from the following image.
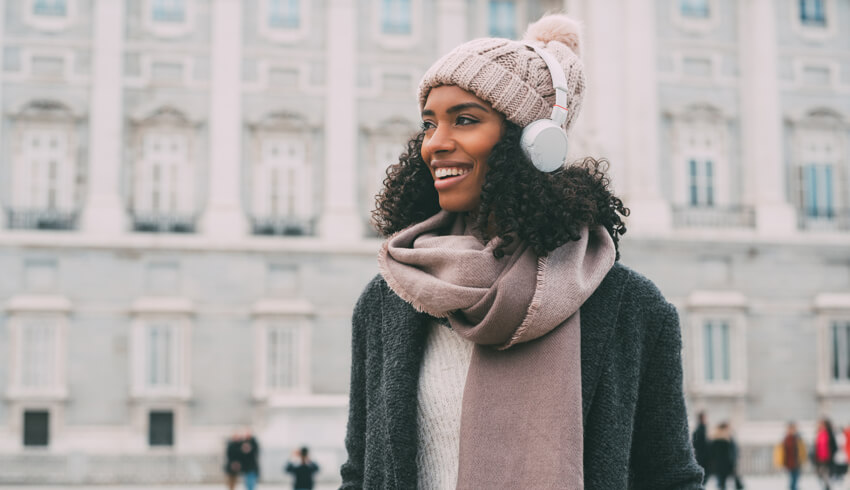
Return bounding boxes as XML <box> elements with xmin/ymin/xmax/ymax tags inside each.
<box><xmin>1</xmin><ymin>47</ymin><xmax>90</xmax><ymax>86</ymax></box>
<box><xmin>370</xmin><ymin>0</ymin><xmax>423</xmax><ymax>51</ymax></box>
<box><xmin>123</xmin><ymin>53</ymin><xmax>208</xmax><ymax>90</ymax></box>
<box><xmin>813</xmin><ymin>293</ymin><xmax>850</xmax><ymax>311</ymax></box>
<box><xmin>251</xmin><ymin>298</ymin><xmax>314</xmax><ymax>316</ymax></box>
<box><xmin>669</xmin><ymin>0</ymin><xmax>721</xmax><ymax>34</ymax></box>
<box><xmin>241</xmin><ymin>59</ymin><xmax>323</xmax><ymax>96</ymax></box>
<box><xmin>6</xmin><ymin>295</ymin><xmax>72</xmax><ymax>313</ymax></box>
<box><xmin>130</xmin><ymin>297</ymin><xmax>195</xmax><ymax>315</ymax></box>
<box><xmin>686</xmin><ymin>290</ymin><xmax>748</xmax><ymax>309</ymax></box>
<box><xmin>142</xmin><ymin>0</ymin><xmax>196</xmax><ymax>39</ymax></box>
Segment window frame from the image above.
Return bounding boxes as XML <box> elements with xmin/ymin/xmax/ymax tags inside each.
<box><xmin>372</xmin><ymin>0</ymin><xmax>423</xmax><ymax>50</ymax></box>
<box><xmin>259</xmin><ymin>0</ymin><xmax>310</xmax><ymax>43</ymax></box>
<box><xmin>791</xmin><ymin>0</ymin><xmax>837</xmax><ymax>40</ymax></box>
<box><xmin>251</xmin><ymin>300</ymin><xmax>314</xmax><ymax>402</ymax></box>
<box><xmin>24</xmin><ymin>0</ymin><xmax>76</xmax><ymax>32</ymax></box>
<box><xmin>670</xmin><ymin>107</ymin><xmax>731</xmax><ymax>209</ymax></box>
<box><xmin>790</xmin><ymin>115</ymin><xmax>845</xmax><ymax>230</ymax></box>
<box><xmin>130</xmin><ymin>308</ymin><xmax>193</xmax><ymax>400</ymax></box>
<box><xmin>815</xmin><ymin>294</ymin><xmax>850</xmax><ymax>396</ymax></box>
<box><xmin>143</xmin><ymin>0</ymin><xmax>195</xmax><ymax>38</ymax></box>
<box><xmin>6</xmin><ymin>299</ymin><xmax>70</xmax><ymax>401</ymax></box>
<box><xmin>685</xmin><ymin>291</ymin><xmax>748</xmax><ymax>397</ymax></box>
<box><xmin>670</xmin><ymin>0</ymin><xmax>719</xmax><ymax>34</ymax></box>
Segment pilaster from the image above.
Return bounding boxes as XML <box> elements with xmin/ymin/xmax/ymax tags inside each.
<box><xmin>319</xmin><ymin>0</ymin><xmax>362</xmax><ymax>241</ymax></box>
<box><xmin>80</xmin><ymin>0</ymin><xmax>127</xmax><ymax>234</ymax></box>
<box><xmin>200</xmin><ymin>0</ymin><xmax>248</xmax><ymax>238</ymax></box>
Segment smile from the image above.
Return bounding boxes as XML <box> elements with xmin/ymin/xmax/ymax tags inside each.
<box><xmin>435</xmin><ymin>167</ymin><xmax>471</xmax><ymax>179</ymax></box>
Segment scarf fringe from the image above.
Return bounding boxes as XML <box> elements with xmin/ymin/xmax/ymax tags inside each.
<box><xmin>377</xmin><ymin>243</ymin><xmax>450</xmax><ymax>319</ymax></box>
<box><xmin>498</xmin><ymin>254</ymin><xmax>549</xmax><ymax>350</ymax></box>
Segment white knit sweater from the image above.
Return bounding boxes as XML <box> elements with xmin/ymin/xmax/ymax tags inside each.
<box><xmin>415</xmin><ymin>320</ymin><xmax>474</xmax><ymax>490</ymax></box>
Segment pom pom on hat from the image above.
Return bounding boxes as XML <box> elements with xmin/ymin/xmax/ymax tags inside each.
<box><xmin>523</xmin><ymin>14</ymin><xmax>582</xmax><ymax>57</ymax></box>
<box><xmin>417</xmin><ymin>13</ymin><xmax>586</xmax><ymax>133</ymax></box>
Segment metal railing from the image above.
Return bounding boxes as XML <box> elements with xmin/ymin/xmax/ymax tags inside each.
<box><xmin>672</xmin><ymin>205</ymin><xmax>756</xmax><ymax>228</ymax></box>
<box><xmin>797</xmin><ymin>209</ymin><xmax>850</xmax><ymax>232</ymax></box>
<box><xmin>6</xmin><ymin>208</ymin><xmax>78</xmax><ymax>231</ymax></box>
<box><xmin>250</xmin><ymin>216</ymin><xmax>315</xmax><ymax>236</ymax></box>
<box><xmin>132</xmin><ymin>212</ymin><xmax>196</xmax><ymax>233</ymax></box>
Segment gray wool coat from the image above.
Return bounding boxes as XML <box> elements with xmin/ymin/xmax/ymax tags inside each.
<box><xmin>340</xmin><ymin>262</ymin><xmax>705</xmax><ymax>489</ymax></box>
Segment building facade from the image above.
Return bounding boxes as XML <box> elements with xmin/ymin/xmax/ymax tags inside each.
<box><xmin>0</xmin><ymin>0</ymin><xmax>848</xmax><ymax>484</ymax></box>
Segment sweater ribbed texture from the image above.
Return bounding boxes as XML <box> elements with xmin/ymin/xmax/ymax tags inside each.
<box><xmin>415</xmin><ymin>320</ymin><xmax>474</xmax><ymax>490</ymax></box>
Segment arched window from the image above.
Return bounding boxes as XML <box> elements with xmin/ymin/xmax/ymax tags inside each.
<box><xmin>130</xmin><ymin>108</ymin><xmax>198</xmax><ymax>233</ymax></box>
<box><xmin>249</xmin><ymin>112</ymin><xmax>316</xmax><ymax>236</ymax></box>
<box><xmin>9</xmin><ymin>101</ymin><xmax>80</xmax><ymax>230</ymax></box>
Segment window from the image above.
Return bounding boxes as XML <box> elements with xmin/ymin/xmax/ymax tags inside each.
<box><xmin>266</xmin><ymin>323</ymin><xmax>303</xmax><ymax>391</ymax></box>
<box><xmin>489</xmin><ymin>0</ymin><xmax>516</xmax><ymax>38</ymax></box>
<box><xmin>688</xmin><ymin>159</ymin><xmax>714</xmax><ymax>207</ymax></box>
<box><xmin>251</xmin><ymin>136</ymin><xmax>313</xmax><ymax>235</ymax></box>
<box><xmin>20</xmin><ymin>319</ymin><xmax>57</xmax><ymax>390</ymax></box>
<box><xmin>11</xmin><ymin>124</ymin><xmax>78</xmax><ymax>230</ymax></box>
<box><xmin>145</xmin><ymin>323</ymin><xmax>179</xmax><ymax>390</ymax></box>
<box><xmin>23</xmin><ymin>410</ymin><xmax>49</xmax><ymax>447</ymax></box>
<box><xmin>800</xmin><ymin>164</ymin><xmax>834</xmax><ymax>218</ymax></box>
<box><xmin>33</xmin><ymin>0</ymin><xmax>66</xmax><ymax>16</ymax></box>
<box><xmin>800</xmin><ymin>0</ymin><xmax>826</xmax><ymax>26</ymax></box>
<box><xmin>830</xmin><ymin>320</ymin><xmax>850</xmax><ymax>383</ymax></box>
<box><xmin>132</xmin><ymin>125</ymin><xmax>196</xmax><ymax>233</ymax></box>
<box><xmin>269</xmin><ymin>0</ymin><xmax>299</xmax><ymax>29</ymax></box>
<box><xmin>381</xmin><ymin>0</ymin><xmax>411</xmax><ymax>35</ymax></box>
<box><xmin>680</xmin><ymin>0</ymin><xmax>710</xmax><ymax>18</ymax></box>
<box><xmin>152</xmin><ymin>0</ymin><xmax>185</xmax><ymax>23</ymax></box>
<box><xmin>702</xmin><ymin>319</ymin><xmax>730</xmax><ymax>382</ymax></box>
<box><xmin>254</xmin><ymin>315</ymin><xmax>310</xmax><ymax>398</ymax></box>
<box><xmin>148</xmin><ymin>410</ymin><xmax>174</xmax><ymax>446</ymax></box>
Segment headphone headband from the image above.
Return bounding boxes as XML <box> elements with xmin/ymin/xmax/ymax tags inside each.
<box><xmin>523</xmin><ymin>42</ymin><xmax>568</xmax><ymax>126</ymax></box>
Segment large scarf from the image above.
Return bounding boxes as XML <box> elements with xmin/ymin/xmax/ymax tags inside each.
<box><xmin>378</xmin><ymin>210</ymin><xmax>615</xmax><ymax>489</ymax></box>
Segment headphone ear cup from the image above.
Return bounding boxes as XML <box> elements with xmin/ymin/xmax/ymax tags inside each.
<box><xmin>520</xmin><ymin>120</ymin><xmax>569</xmax><ymax>172</ymax></box>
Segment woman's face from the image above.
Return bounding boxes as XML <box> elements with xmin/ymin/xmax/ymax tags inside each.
<box><xmin>420</xmin><ymin>85</ymin><xmax>505</xmax><ymax>212</ymax></box>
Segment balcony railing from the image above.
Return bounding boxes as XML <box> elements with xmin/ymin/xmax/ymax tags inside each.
<box><xmin>251</xmin><ymin>216</ymin><xmax>315</xmax><ymax>236</ymax></box>
<box><xmin>6</xmin><ymin>208</ymin><xmax>78</xmax><ymax>231</ymax></box>
<box><xmin>672</xmin><ymin>205</ymin><xmax>756</xmax><ymax>228</ymax></box>
<box><xmin>797</xmin><ymin>209</ymin><xmax>850</xmax><ymax>232</ymax></box>
<box><xmin>132</xmin><ymin>212</ymin><xmax>196</xmax><ymax>233</ymax></box>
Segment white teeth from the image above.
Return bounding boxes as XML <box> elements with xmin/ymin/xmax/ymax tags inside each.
<box><xmin>435</xmin><ymin>167</ymin><xmax>471</xmax><ymax>178</ymax></box>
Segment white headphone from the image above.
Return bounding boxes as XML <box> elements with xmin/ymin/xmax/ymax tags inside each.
<box><xmin>520</xmin><ymin>43</ymin><xmax>570</xmax><ymax>173</ymax></box>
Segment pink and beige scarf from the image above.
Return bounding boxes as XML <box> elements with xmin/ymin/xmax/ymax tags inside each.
<box><xmin>378</xmin><ymin>210</ymin><xmax>615</xmax><ymax>489</ymax></box>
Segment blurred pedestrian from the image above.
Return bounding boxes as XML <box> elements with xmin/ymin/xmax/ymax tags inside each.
<box><xmin>709</xmin><ymin>422</ymin><xmax>739</xmax><ymax>490</ymax></box>
<box><xmin>285</xmin><ymin>446</ymin><xmax>320</xmax><ymax>490</ymax></box>
<box><xmin>693</xmin><ymin>411</ymin><xmax>711</xmax><ymax>484</ymax></box>
<box><xmin>813</xmin><ymin>418</ymin><xmax>838</xmax><ymax>489</ymax></box>
<box><xmin>224</xmin><ymin>432</ymin><xmax>243</xmax><ymax>490</ymax></box>
<box><xmin>774</xmin><ymin>421</ymin><xmax>807</xmax><ymax>490</ymax></box>
<box><xmin>240</xmin><ymin>430</ymin><xmax>261</xmax><ymax>490</ymax></box>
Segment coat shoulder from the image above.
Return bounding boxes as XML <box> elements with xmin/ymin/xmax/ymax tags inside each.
<box><xmin>609</xmin><ymin>262</ymin><xmax>677</xmax><ymax>317</ymax></box>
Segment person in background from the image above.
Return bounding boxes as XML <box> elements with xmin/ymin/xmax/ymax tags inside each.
<box><xmin>240</xmin><ymin>430</ymin><xmax>261</xmax><ymax>490</ymax></box>
<box><xmin>774</xmin><ymin>421</ymin><xmax>807</xmax><ymax>490</ymax></box>
<box><xmin>285</xmin><ymin>447</ymin><xmax>320</xmax><ymax>490</ymax></box>
<box><xmin>813</xmin><ymin>418</ymin><xmax>838</xmax><ymax>490</ymax></box>
<box><xmin>224</xmin><ymin>432</ymin><xmax>243</xmax><ymax>490</ymax></box>
<box><xmin>693</xmin><ymin>411</ymin><xmax>711</xmax><ymax>484</ymax></box>
<box><xmin>709</xmin><ymin>422</ymin><xmax>737</xmax><ymax>490</ymax></box>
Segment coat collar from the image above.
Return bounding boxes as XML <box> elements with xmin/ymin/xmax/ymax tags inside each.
<box><xmin>377</xmin><ymin>262</ymin><xmax>629</xmax><ymax>479</ymax></box>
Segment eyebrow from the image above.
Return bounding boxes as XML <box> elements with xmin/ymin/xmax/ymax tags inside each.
<box><xmin>421</xmin><ymin>102</ymin><xmax>491</xmax><ymax>117</ymax></box>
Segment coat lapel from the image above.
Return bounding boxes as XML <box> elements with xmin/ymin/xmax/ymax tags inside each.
<box><xmin>380</xmin><ymin>283</ymin><xmax>429</xmax><ymax>487</ymax></box>
<box><xmin>579</xmin><ymin>263</ymin><xmax>629</xmax><ymax>421</ymax></box>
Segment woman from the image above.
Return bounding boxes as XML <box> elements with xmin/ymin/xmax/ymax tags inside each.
<box><xmin>709</xmin><ymin>422</ymin><xmax>742</xmax><ymax>490</ymax></box>
<box><xmin>813</xmin><ymin>418</ymin><xmax>838</xmax><ymax>489</ymax></box>
<box><xmin>340</xmin><ymin>13</ymin><xmax>703</xmax><ymax>489</ymax></box>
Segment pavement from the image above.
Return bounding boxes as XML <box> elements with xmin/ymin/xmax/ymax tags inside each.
<box><xmin>0</xmin><ymin>474</ymin><xmax>847</xmax><ymax>490</ymax></box>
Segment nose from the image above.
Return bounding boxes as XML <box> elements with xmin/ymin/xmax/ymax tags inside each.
<box><xmin>422</xmin><ymin>125</ymin><xmax>455</xmax><ymax>159</ymax></box>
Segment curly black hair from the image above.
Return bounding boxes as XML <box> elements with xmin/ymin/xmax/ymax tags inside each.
<box><xmin>372</xmin><ymin>121</ymin><xmax>629</xmax><ymax>259</ymax></box>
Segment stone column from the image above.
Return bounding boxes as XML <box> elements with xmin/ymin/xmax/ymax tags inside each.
<box><xmin>621</xmin><ymin>0</ymin><xmax>671</xmax><ymax>234</ymax></box>
<box><xmin>580</xmin><ymin>0</ymin><xmax>626</xmax><ymax>194</ymax></box>
<box><xmin>319</xmin><ymin>0</ymin><xmax>361</xmax><ymax>241</ymax></box>
<box><xmin>80</xmin><ymin>0</ymin><xmax>126</xmax><ymax>234</ymax></box>
<box><xmin>436</xmin><ymin>0</ymin><xmax>467</xmax><ymax>57</ymax></box>
<box><xmin>200</xmin><ymin>0</ymin><xmax>248</xmax><ymax>237</ymax></box>
<box><xmin>739</xmin><ymin>0</ymin><xmax>795</xmax><ymax>234</ymax></box>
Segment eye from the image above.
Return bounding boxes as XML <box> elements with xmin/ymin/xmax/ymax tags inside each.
<box><xmin>456</xmin><ymin>116</ymin><xmax>478</xmax><ymax>126</ymax></box>
<box><xmin>421</xmin><ymin>120</ymin><xmax>436</xmax><ymax>131</ymax></box>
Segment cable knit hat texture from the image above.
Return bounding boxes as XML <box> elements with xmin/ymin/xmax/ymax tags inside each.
<box><xmin>418</xmin><ymin>14</ymin><xmax>585</xmax><ymax>133</ymax></box>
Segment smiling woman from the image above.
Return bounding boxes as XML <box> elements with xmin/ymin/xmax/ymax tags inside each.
<box><xmin>342</xmin><ymin>13</ymin><xmax>704</xmax><ymax>490</ymax></box>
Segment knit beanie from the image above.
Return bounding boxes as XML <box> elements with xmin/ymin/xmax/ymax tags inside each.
<box><xmin>418</xmin><ymin>14</ymin><xmax>585</xmax><ymax>133</ymax></box>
